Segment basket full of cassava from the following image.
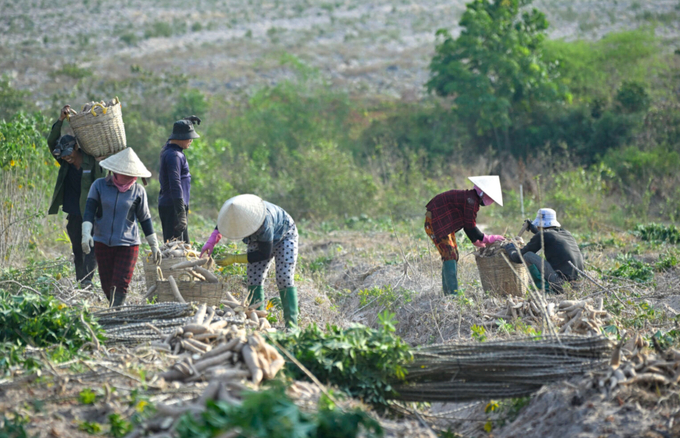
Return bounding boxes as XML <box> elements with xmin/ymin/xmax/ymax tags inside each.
<box><xmin>142</xmin><ymin>240</ymin><xmax>223</xmax><ymax>306</ymax></box>
<box><xmin>474</xmin><ymin>239</ymin><xmax>529</xmax><ymax>297</ymax></box>
<box><xmin>68</xmin><ymin>97</ymin><xmax>126</xmax><ymax>159</ymax></box>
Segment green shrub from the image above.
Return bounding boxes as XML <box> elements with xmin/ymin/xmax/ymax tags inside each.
<box><xmin>272</xmin><ymin>313</ymin><xmax>412</xmax><ymax>407</ymax></box>
<box><xmin>603</xmin><ymin>254</ymin><xmax>654</xmax><ymax>282</ymax></box>
<box><xmin>633</xmin><ymin>223</ymin><xmax>680</xmax><ymax>244</ymax></box>
<box><xmin>175</xmin><ymin>383</ymin><xmax>382</xmax><ymax>438</ymax></box>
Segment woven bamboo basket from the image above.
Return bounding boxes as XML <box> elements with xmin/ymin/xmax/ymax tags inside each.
<box><xmin>69</xmin><ymin>98</ymin><xmax>126</xmax><ymax>159</ymax></box>
<box><xmin>142</xmin><ymin>255</ymin><xmax>214</xmax><ymax>289</ymax></box>
<box><xmin>475</xmin><ymin>252</ymin><xmax>529</xmax><ymax>297</ymax></box>
<box><xmin>154</xmin><ymin>279</ymin><xmax>225</xmax><ymax>306</ymax></box>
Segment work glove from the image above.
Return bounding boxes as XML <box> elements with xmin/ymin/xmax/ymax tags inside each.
<box><xmin>81</xmin><ymin>221</ymin><xmax>94</xmax><ymax>254</ymax></box>
<box><xmin>525</xmin><ymin>219</ymin><xmax>538</xmax><ymax>234</ymax></box>
<box><xmin>200</xmin><ymin>228</ymin><xmax>222</xmax><ymax>258</ymax></box>
<box><xmin>172</xmin><ymin>198</ymin><xmax>188</xmax><ymax>235</ymax></box>
<box><xmin>472</xmin><ymin>240</ymin><xmax>486</xmax><ymax>248</ymax></box>
<box><xmin>482</xmin><ymin>234</ymin><xmax>505</xmax><ymax>245</ymax></box>
<box><xmin>215</xmin><ymin>253</ymin><xmax>248</xmax><ymax>267</ymax></box>
<box><xmin>146</xmin><ymin>233</ymin><xmax>162</xmax><ymax>265</ymax></box>
<box><xmin>184</xmin><ymin>115</ymin><xmax>201</xmax><ymax>126</ymax></box>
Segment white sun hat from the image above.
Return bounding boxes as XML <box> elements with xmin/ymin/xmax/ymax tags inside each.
<box><xmin>532</xmin><ymin>208</ymin><xmax>561</xmax><ymax>228</ymax></box>
<box><xmin>468</xmin><ymin>175</ymin><xmax>503</xmax><ymax>206</ymax></box>
<box><xmin>217</xmin><ymin>194</ymin><xmax>267</xmax><ymax>240</ymax></box>
<box><xmin>99</xmin><ymin>148</ymin><xmax>152</xmax><ymax>178</ymax></box>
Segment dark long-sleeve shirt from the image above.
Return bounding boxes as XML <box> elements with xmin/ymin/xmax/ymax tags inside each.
<box><xmin>46</xmin><ymin>119</ymin><xmax>105</xmax><ymax>215</ymax></box>
<box><xmin>158</xmin><ymin>142</ymin><xmax>191</xmax><ymax>207</ymax></box>
<box><xmin>243</xmin><ymin>202</ymin><xmax>294</xmax><ymax>263</ymax></box>
<box><xmin>521</xmin><ymin>228</ymin><xmax>584</xmax><ymax>281</ymax></box>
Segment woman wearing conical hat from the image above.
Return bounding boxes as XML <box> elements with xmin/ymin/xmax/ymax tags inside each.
<box><xmin>425</xmin><ymin>176</ymin><xmax>505</xmax><ymax>295</ymax></box>
<box><xmin>200</xmin><ymin>195</ymin><xmax>299</xmax><ymax>328</ymax></box>
<box><xmin>80</xmin><ymin>148</ymin><xmax>162</xmax><ymax>307</ymax></box>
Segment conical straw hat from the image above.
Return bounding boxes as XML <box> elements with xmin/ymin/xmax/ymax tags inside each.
<box><xmin>468</xmin><ymin>175</ymin><xmax>503</xmax><ymax>206</ymax></box>
<box><xmin>99</xmin><ymin>148</ymin><xmax>152</xmax><ymax>178</ymax></box>
<box><xmin>217</xmin><ymin>194</ymin><xmax>267</xmax><ymax>240</ymax></box>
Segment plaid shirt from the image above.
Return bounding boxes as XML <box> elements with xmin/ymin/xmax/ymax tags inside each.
<box><xmin>426</xmin><ymin>189</ymin><xmax>480</xmax><ymax>238</ymax></box>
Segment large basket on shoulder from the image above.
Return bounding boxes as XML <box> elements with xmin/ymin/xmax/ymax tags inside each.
<box><xmin>69</xmin><ymin>99</ymin><xmax>126</xmax><ymax>159</ymax></box>
<box><xmin>475</xmin><ymin>252</ymin><xmax>529</xmax><ymax>297</ymax></box>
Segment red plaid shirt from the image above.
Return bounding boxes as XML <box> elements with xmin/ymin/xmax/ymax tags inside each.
<box><xmin>426</xmin><ymin>189</ymin><xmax>480</xmax><ymax>238</ymax></box>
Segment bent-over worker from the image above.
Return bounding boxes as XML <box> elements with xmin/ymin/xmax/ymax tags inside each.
<box><xmin>158</xmin><ymin>116</ymin><xmax>201</xmax><ymax>243</ymax></box>
<box><xmin>47</xmin><ymin>104</ymin><xmax>106</xmax><ymax>288</ymax></box>
<box><xmin>200</xmin><ymin>195</ymin><xmax>299</xmax><ymax>328</ymax></box>
<box><xmin>504</xmin><ymin>208</ymin><xmax>584</xmax><ymax>293</ymax></box>
<box><xmin>425</xmin><ymin>176</ymin><xmax>505</xmax><ymax>295</ymax></box>
<box><xmin>81</xmin><ymin>148</ymin><xmax>162</xmax><ymax>307</ymax></box>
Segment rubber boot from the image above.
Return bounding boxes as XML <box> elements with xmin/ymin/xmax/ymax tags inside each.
<box><xmin>441</xmin><ymin>260</ymin><xmax>459</xmax><ymax>295</ymax></box>
<box><xmin>279</xmin><ymin>287</ymin><xmax>299</xmax><ymax>328</ymax></box>
<box><xmin>247</xmin><ymin>285</ymin><xmax>265</xmax><ymax>310</ymax></box>
<box><xmin>528</xmin><ymin>265</ymin><xmax>550</xmax><ymax>293</ymax></box>
<box><xmin>112</xmin><ymin>287</ymin><xmax>126</xmax><ymax>307</ymax></box>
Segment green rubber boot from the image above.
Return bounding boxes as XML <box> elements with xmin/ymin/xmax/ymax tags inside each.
<box><xmin>246</xmin><ymin>285</ymin><xmax>265</xmax><ymax>310</ymax></box>
<box><xmin>279</xmin><ymin>287</ymin><xmax>299</xmax><ymax>328</ymax></box>
<box><xmin>528</xmin><ymin>265</ymin><xmax>551</xmax><ymax>293</ymax></box>
<box><xmin>442</xmin><ymin>260</ymin><xmax>459</xmax><ymax>295</ymax></box>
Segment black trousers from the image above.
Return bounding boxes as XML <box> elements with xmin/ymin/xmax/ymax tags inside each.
<box><xmin>66</xmin><ymin>214</ymin><xmax>97</xmax><ymax>284</ymax></box>
<box><xmin>159</xmin><ymin>205</ymin><xmax>189</xmax><ymax>243</ymax></box>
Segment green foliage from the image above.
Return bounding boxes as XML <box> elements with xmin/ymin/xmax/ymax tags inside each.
<box><xmin>77</xmin><ymin>421</ymin><xmax>102</xmax><ymax>434</ymax></box>
<box><xmin>0</xmin><ymin>77</ymin><xmax>33</xmax><ymax>121</ymax></box>
<box><xmin>272</xmin><ymin>319</ymin><xmax>412</xmax><ymax>407</ymax></box>
<box><xmin>0</xmin><ymin>415</ymin><xmax>33</xmax><ymax>438</ymax></box>
<box><xmin>78</xmin><ymin>388</ymin><xmax>97</xmax><ymax>405</ymax></box>
<box><xmin>428</xmin><ymin>0</ymin><xmax>565</xmax><ymax>149</ymax></box>
<box><xmin>604</xmin><ymin>254</ymin><xmax>654</xmax><ymax>283</ymax></box>
<box><xmin>49</xmin><ymin>63</ymin><xmax>92</xmax><ymax>80</ymax></box>
<box><xmin>358</xmin><ymin>285</ymin><xmax>414</xmax><ymax>312</ymax></box>
<box><xmin>108</xmin><ymin>414</ymin><xmax>133</xmax><ymax>438</ymax></box>
<box><xmin>471</xmin><ymin>324</ymin><xmax>487</xmax><ymax>342</ymax></box>
<box><xmin>633</xmin><ymin>223</ymin><xmax>680</xmax><ymax>244</ymax></box>
<box><xmin>616</xmin><ymin>81</ymin><xmax>650</xmax><ymax>114</ymax></box>
<box><xmin>175</xmin><ymin>382</ymin><xmax>382</xmax><ymax>438</ymax></box>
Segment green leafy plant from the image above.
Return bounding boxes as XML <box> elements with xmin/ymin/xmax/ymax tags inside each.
<box><xmin>175</xmin><ymin>382</ymin><xmax>382</xmax><ymax>438</ymax></box>
<box><xmin>78</xmin><ymin>388</ymin><xmax>97</xmax><ymax>405</ymax></box>
<box><xmin>108</xmin><ymin>414</ymin><xmax>133</xmax><ymax>438</ymax></box>
<box><xmin>0</xmin><ymin>414</ymin><xmax>33</xmax><ymax>438</ymax></box>
<box><xmin>77</xmin><ymin>421</ymin><xmax>102</xmax><ymax>434</ymax></box>
<box><xmin>603</xmin><ymin>254</ymin><xmax>654</xmax><ymax>283</ymax></box>
<box><xmin>633</xmin><ymin>223</ymin><xmax>680</xmax><ymax>244</ymax></box>
<box><xmin>471</xmin><ymin>324</ymin><xmax>487</xmax><ymax>342</ymax></box>
<box><xmin>272</xmin><ymin>318</ymin><xmax>412</xmax><ymax>408</ymax></box>
<box><xmin>358</xmin><ymin>285</ymin><xmax>414</xmax><ymax>311</ymax></box>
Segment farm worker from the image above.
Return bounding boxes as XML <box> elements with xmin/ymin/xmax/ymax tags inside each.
<box><xmin>158</xmin><ymin>116</ymin><xmax>201</xmax><ymax>243</ymax></box>
<box><xmin>425</xmin><ymin>176</ymin><xmax>505</xmax><ymax>295</ymax></box>
<box><xmin>504</xmin><ymin>208</ymin><xmax>584</xmax><ymax>293</ymax></box>
<box><xmin>47</xmin><ymin>104</ymin><xmax>106</xmax><ymax>289</ymax></box>
<box><xmin>80</xmin><ymin>148</ymin><xmax>162</xmax><ymax>307</ymax></box>
<box><xmin>200</xmin><ymin>195</ymin><xmax>299</xmax><ymax>328</ymax></box>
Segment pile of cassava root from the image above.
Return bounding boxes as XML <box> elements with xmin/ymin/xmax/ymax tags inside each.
<box><xmin>126</xmin><ymin>304</ymin><xmax>285</xmax><ymax>437</ymax></box>
<box><xmin>474</xmin><ymin>238</ymin><xmax>524</xmax><ymax>258</ymax></box>
<box><xmin>485</xmin><ymin>296</ymin><xmax>613</xmax><ymax>336</ymax></box>
<box><xmin>589</xmin><ymin>333</ymin><xmax>680</xmax><ymax>393</ymax></box>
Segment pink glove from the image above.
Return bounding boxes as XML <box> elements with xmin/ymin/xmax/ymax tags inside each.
<box><xmin>472</xmin><ymin>240</ymin><xmax>486</xmax><ymax>248</ymax></box>
<box><xmin>482</xmin><ymin>234</ymin><xmax>505</xmax><ymax>245</ymax></box>
<box><xmin>200</xmin><ymin>229</ymin><xmax>222</xmax><ymax>257</ymax></box>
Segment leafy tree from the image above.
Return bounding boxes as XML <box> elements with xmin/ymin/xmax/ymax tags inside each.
<box><xmin>427</xmin><ymin>0</ymin><xmax>567</xmax><ymax>151</ymax></box>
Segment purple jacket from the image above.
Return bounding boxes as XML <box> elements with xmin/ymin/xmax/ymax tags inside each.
<box><xmin>158</xmin><ymin>142</ymin><xmax>191</xmax><ymax>207</ymax></box>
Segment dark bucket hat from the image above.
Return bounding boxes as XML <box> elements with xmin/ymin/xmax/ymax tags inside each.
<box><xmin>53</xmin><ymin>135</ymin><xmax>77</xmax><ymax>158</ymax></box>
<box><xmin>169</xmin><ymin>119</ymin><xmax>200</xmax><ymax>140</ymax></box>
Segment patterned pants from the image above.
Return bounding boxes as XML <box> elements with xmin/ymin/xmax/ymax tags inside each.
<box><xmin>94</xmin><ymin>242</ymin><xmax>139</xmax><ymax>299</ymax></box>
<box><xmin>424</xmin><ymin>211</ymin><xmax>459</xmax><ymax>262</ymax></box>
<box><xmin>247</xmin><ymin>223</ymin><xmax>298</xmax><ymax>289</ymax></box>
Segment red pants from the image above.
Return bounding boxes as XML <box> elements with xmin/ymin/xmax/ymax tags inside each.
<box><xmin>94</xmin><ymin>242</ymin><xmax>139</xmax><ymax>299</ymax></box>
